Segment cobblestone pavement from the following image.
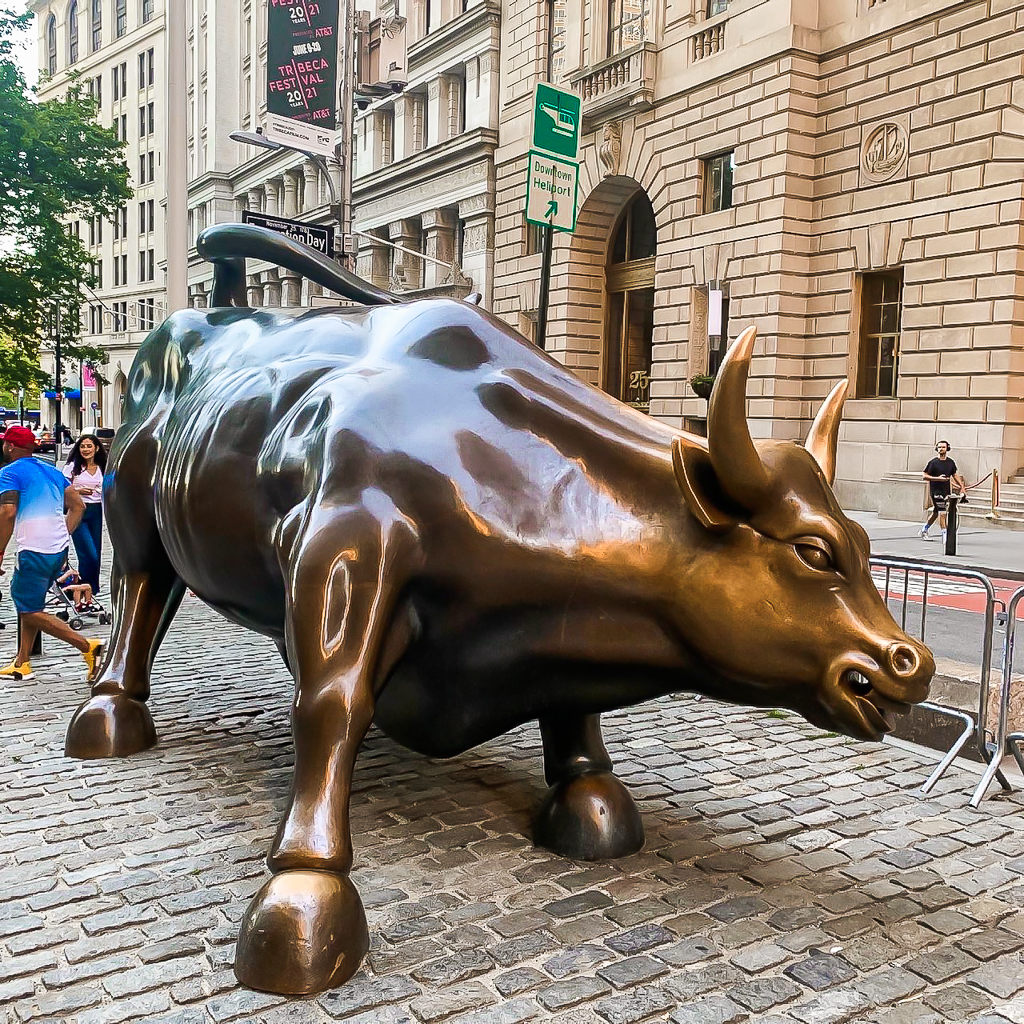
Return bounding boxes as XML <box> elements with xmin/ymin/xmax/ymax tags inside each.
<box><xmin>2</xmin><ymin>588</ymin><xmax>1024</xmax><ymax>1024</ymax></box>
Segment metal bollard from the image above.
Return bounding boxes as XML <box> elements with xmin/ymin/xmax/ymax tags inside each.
<box><xmin>945</xmin><ymin>494</ymin><xmax>959</xmax><ymax>556</ymax></box>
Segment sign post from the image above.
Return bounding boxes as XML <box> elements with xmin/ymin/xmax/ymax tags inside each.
<box><xmin>525</xmin><ymin>82</ymin><xmax>582</xmax><ymax>349</ymax></box>
<box><xmin>266</xmin><ymin>0</ymin><xmax>341</xmax><ymax>158</ymax></box>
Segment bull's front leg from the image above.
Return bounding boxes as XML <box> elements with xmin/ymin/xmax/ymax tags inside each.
<box><xmin>534</xmin><ymin>713</ymin><xmax>644</xmax><ymax>860</ymax></box>
<box><xmin>234</xmin><ymin>503</ymin><xmax>418</xmax><ymax>996</ymax></box>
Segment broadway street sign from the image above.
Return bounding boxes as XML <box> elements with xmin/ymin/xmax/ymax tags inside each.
<box><xmin>525</xmin><ymin>150</ymin><xmax>579</xmax><ymax>233</ymax></box>
<box><xmin>266</xmin><ymin>0</ymin><xmax>340</xmax><ymax>158</ymax></box>
<box><xmin>242</xmin><ymin>210</ymin><xmax>336</xmax><ymax>258</ymax></box>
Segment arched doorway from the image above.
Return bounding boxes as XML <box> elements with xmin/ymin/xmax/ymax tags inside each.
<box><xmin>604</xmin><ymin>193</ymin><xmax>656</xmax><ymax>411</ymax></box>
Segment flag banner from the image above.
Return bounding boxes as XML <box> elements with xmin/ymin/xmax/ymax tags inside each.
<box><xmin>266</xmin><ymin>0</ymin><xmax>340</xmax><ymax>158</ymax></box>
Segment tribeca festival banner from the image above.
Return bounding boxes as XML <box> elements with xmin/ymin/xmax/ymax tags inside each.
<box><xmin>266</xmin><ymin>0</ymin><xmax>340</xmax><ymax>158</ymax></box>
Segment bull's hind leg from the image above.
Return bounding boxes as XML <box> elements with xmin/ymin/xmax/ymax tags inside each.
<box><xmin>65</xmin><ymin>553</ymin><xmax>185</xmax><ymax>758</ymax></box>
<box><xmin>235</xmin><ymin>506</ymin><xmax>417</xmax><ymax>996</ymax></box>
<box><xmin>534</xmin><ymin>713</ymin><xmax>644</xmax><ymax>860</ymax></box>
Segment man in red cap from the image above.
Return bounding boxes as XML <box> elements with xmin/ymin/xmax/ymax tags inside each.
<box><xmin>0</xmin><ymin>425</ymin><xmax>103</xmax><ymax>680</ymax></box>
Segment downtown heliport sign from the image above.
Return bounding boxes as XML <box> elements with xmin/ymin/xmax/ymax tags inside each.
<box><xmin>266</xmin><ymin>0</ymin><xmax>340</xmax><ymax>158</ymax></box>
<box><xmin>525</xmin><ymin>82</ymin><xmax>582</xmax><ymax>234</ymax></box>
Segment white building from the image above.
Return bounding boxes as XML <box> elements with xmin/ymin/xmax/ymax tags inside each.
<box><xmin>185</xmin><ymin>0</ymin><xmax>498</xmax><ymax>311</ymax></box>
<box><xmin>30</xmin><ymin>0</ymin><xmax>167</xmax><ymax>431</ymax></box>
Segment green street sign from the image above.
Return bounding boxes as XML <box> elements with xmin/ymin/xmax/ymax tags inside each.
<box><xmin>532</xmin><ymin>82</ymin><xmax>581</xmax><ymax>162</ymax></box>
<box><xmin>525</xmin><ymin>150</ymin><xmax>579</xmax><ymax>233</ymax></box>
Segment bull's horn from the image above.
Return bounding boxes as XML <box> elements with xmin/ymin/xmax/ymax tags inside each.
<box><xmin>804</xmin><ymin>379</ymin><xmax>848</xmax><ymax>485</ymax></box>
<box><xmin>706</xmin><ymin>325</ymin><xmax>771</xmax><ymax>510</ymax></box>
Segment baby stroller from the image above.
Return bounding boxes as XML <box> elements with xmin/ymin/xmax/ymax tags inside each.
<box><xmin>46</xmin><ymin>564</ymin><xmax>112</xmax><ymax>630</ymax></box>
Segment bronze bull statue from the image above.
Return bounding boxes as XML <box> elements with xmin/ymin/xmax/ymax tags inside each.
<box><xmin>65</xmin><ymin>224</ymin><xmax>933</xmax><ymax>996</ymax></box>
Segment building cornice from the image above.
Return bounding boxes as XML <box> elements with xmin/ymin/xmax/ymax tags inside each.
<box><xmin>407</xmin><ymin>0</ymin><xmax>500</xmax><ymax>71</ymax></box>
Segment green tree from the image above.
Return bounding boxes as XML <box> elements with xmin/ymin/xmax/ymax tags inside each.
<box><xmin>0</xmin><ymin>9</ymin><xmax>131</xmax><ymax>390</ymax></box>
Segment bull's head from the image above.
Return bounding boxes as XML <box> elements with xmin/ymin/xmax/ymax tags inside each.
<box><xmin>671</xmin><ymin>326</ymin><xmax>933</xmax><ymax>740</ymax></box>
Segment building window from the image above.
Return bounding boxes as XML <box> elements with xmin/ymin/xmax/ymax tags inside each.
<box><xmin>91</xmin><ymin>0</ymin><xmax>102</xmax><ymax>52</ymax></box>
<box><xmin>708</xmin><ymin>0</ymin><xmax>728</xmax><ymax>14</ymax></box>
<box><xmin>141</xmin><ymin>0</ymin><xmax>154</xmax><ymax>24</ymax></box>
<box><xmin>605</xmin><ymin>193</ymin><xmax>657</xmax><ymax>411</ymax></box>
<box><xmin>68</xmin><ymin>2</ymin><xmax>79</xmax><ymax>63</ymax></box>
<box><xmin>116</xmin><ymin>0</ymin><xmax>127</xmax><ymax>38</ymax></box>
<box><xmin>608</xmin><ymin>0</ymin><xmax>650</xmax><ymax>57</ymax></box>
<box><xmin>46</xmin><ymin>15</ymin><xmax>57</xmax><ymax>74</ymax></box>
<box><xmin>524</xmin><ymin>217</ymin><xmax>543</xmax><ymax>257</ymax></box>
<box><xmin>703</xmin><ymin>151</ymin><xmax>734</xmax><ymax>213</ymax></box>
<box><xmin>858</xmin><ymin>270</ymin><xmax>903</xmax><ymax>399</ymax></box>
<box><xmin>147</xmin><ymin>47</ymin><xmax>155</xmax><ymax>86</ymax></box>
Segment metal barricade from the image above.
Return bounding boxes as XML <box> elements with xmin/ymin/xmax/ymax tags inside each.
<box><xmin>971</xmin><ymin>584</ymin><xmax>1024</xmax><ymax>805</ymax></box>
<box><xmin>869</xmin><ymin>556</ymin><xmax>1012</xmax><ymax>801</ymax></box>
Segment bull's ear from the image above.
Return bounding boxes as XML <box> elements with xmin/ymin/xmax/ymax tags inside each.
<box><xmin>671</xmin><ymin>436</ymin><xmax>741</xmax><ymax>532</ymax></box>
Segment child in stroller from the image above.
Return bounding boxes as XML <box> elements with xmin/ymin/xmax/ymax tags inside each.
<box><xmin>47</xmin><ymin>564</ymin><xmax>111</xmax><ymax>630</ymax></box>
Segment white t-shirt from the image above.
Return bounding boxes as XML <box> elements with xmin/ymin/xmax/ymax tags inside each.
<box><xmin>62</xmin><ymin>464</ymin><xmax>104</xmax><ymax>505</ymax></box>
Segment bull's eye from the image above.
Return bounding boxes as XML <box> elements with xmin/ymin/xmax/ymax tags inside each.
<box><xmin>796</xmin><ymin>542</ymin><xmax>834</xmax><ymax>572</ymax></box>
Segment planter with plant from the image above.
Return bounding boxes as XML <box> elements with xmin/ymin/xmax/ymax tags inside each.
<box><xmin>689</xmin><ymin>374</ymin><xmax>716</xmax><ymax>400</ymax></box>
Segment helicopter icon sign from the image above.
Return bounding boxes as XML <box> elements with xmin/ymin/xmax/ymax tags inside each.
<box><xmin>532</xmin><ymin>82</ymin><xmax>581</xmax><ymax>162</ymax></box>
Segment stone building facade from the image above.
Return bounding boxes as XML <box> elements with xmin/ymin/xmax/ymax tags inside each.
<box><xmin>492</xmin><ymin>0</ymin><xmax>1024</xmax><ymax>515</ymax></box>
<box><xmin>30</xmin><ymin>0</ymin><xmax>167</xmax><ymax>431</ymax></box>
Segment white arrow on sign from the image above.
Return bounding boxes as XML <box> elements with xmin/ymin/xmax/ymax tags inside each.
<box><xmin>524</xmin><ymin>150</ymin><xmax>579</xmax><ymax>234</ymax></box>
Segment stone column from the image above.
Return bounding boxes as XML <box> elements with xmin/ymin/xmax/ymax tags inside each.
<box><xmin>248</xmin><ymin>188</ymin><xmax>263</xmax><ymax>214</ymax></box>
<box><xmin>421</xmin><ymin>208</ymin><xmax>457</xmax><ymax>288</ymax></box>
<box><xmin>281</xmin><ymin>274</ymin><xmax>302</xmax><ymax>306</ymax></box>
<box><xmin>264</xmin><ymin>179</ymin><xmax>281</xmax><ymax>216</ymax></box>
<box><xmin>247</xmin><ymin>274</ymin><xmax>264</xmax><ymax>307</ymax></box>
<box><xmin>458</xmin><ymin>195</ymin><xmax>494</xmax><ymax>306</ymax></box>
<box><xmin>283</xmin><ymin>171</ymin><xmax>300</xmax><ymax>217</ymax></box>
<box><xmin>302</xmin><ymin>161</ymin><xmax>319</xmax><ymax>210</ymax></box>
<box><xmin>388</xmin><ymin>218</ymin><xmax>422</xmax><ymax>291</ymax></box>
<box><xmin>367</xmin><ymin>232</ymin><xmax>391</xmax><ymax>290</ymax></box>
<box><xmin>393</xmin><ymin>94</ymin><xmax>414</xmax><ymax>161</ymax></box>
<box><xmin>264</xmin><ymin>269</ymin><xmax>281</xmax><ymax>307</ymax></box>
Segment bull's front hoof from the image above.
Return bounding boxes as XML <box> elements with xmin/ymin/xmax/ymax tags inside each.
<box><xmin>234</xmin><ymin>870</ymin><xmax>368</xmax><ymax>995</ymax></box>
<box><xmin>65</xmin><ymin>694</ymin><xmax>157</xmax><ymax>759</ymax></box>
<box><xmin>534</xmin><ymin>770</ymin><xmax>645</xmax><ymax>861</ymax></box>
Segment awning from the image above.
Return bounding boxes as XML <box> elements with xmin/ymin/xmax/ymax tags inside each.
<box><xmin>43</xmin><ymin>389</ymin><xmax>82</xmax><ymax>400</ymax></box>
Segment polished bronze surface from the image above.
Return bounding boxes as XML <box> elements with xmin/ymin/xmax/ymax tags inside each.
<box><xmin>66</xmin><ymin>224</ymin><xmax>933</xmax><ymax>995</ymax></box>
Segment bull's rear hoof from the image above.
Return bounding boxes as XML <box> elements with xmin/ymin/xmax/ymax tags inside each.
<box><xmin>65</xmin><ymin>694</ymin><xmax>157</xmax><ymax>759</ymax></box>
<box><xmin>534</xmin><ymin>770</ymin><xmax>645</xmax><ymax>861</ymax></box>
<box><xmin>235</xmin><ymin>870</ymin><xmax>368</xmax><ymax>995</ymax></box>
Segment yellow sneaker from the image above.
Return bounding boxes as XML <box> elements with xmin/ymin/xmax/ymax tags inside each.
<box><xmin>82</xmin><ymin>639</ymin><xmax>103</xmax><ymax>682</ymax></box>
<box><xmin>0</xmin><ymin>660</ymin><xmax>33</xmax><ymax>680</ymax></box>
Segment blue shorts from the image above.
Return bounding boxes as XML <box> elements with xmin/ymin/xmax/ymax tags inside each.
<box><xmin>11</xmin><ymin>549</ymin><xmax>68</xmax><ymax>614</ymax></box>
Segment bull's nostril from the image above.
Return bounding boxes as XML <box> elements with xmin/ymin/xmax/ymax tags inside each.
<box><xmin>890</xmin><ymin>643</ymin><xmax>919</xmax><ymax>678</ymax></box>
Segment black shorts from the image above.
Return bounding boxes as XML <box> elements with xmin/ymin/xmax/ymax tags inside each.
<box><xmin>930</xmin><ymin>494</ymin><xmax>949</xmax><ymax>512</ymax></box>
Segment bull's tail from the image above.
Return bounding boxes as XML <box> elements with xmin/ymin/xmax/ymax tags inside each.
<box><xmin>197</xmin><ymin>222</ymin><xmax>402</xmax><ymax>308</ymax></box>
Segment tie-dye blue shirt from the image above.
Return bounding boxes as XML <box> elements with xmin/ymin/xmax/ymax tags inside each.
<box><xmin>0</xmin><ymin>457</ymin><xmax>71</xmax><ymax>555</ymax></box>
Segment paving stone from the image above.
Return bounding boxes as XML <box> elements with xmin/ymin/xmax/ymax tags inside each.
<box><xmin>905</xmin><ymin>945</ymin><xmax>980</xmax><ymax>984</ymax></box>
<box><xmin>450</xmin><ymin>996</ymin><xmax>539</xmax><ymax>1023</ymax></box>
<box><xmin>668</xmin><ymin>995</ymin><xmax>746</xmax><ymax>1024</ymax></box>
<box><xmin>597</xmin><ymin>955</ymin><xmax>669</xmax><ymax>990</ymax></box>
<box><xmin>920</xmin><ymin>981</ymin><xmax>991</xmax><ymax>1019</ymax></box>
<box><xmin>595</xmin><ymin>984</ymin><xmax>676</xmax><ymax>1024</ymax></box>
<box><xmin>544</xmin><ymin>891</ymin><xmax>615</xmax><ymax>919</ymax></box>
<box><xmin>855</xmin><ymin>966</ymin><xmax>926</xmax><ymax>1004</ymax></box>
<box><xmin>409</xmin><ymin>980</ymin><xmax>497</xmax><ymax>1023</ymax></box>
<box><xmin>205</xmin><ymin>989</ymin><xmax>286</xmax><ymax>1022</ymax></box>
<box><xmin>727</xmin><ymin>976</ymin><xmax>802</xmax><ymax>1012</ymax></box>
<box><xmin>412</xmin><ymin>949</ymin><xmax>493</xmax><ymax>986</ymax></box>
<box><xmin>784</xmin><ymin>954</ymin><xmax>857</xmax><ymax>991</ymax></box>
<box><xmin>490</xmin><ymin>931</ymin><xmax>558</xmax><ymax>967</ymax></box>
<box><xmin>787</xmin><ymin>987</ymin><xmax>870</xmax><ymax>1024</ymax></box>
<box><xmin>137</xmin><ymin>935</ymin><xmax>206</xmax><ymax>964</ymax></box>
<box><xmin>956</xmin><ymin>927</ymin><xmax>1024</xmax><ymax>961</ymax></box>
<box><xmin>544</xmin><ymin>945</ymin><xmax>616</xmax><ymax>979</ymax></box>
<box><xmin>12</xmin><ymin>984</ymin><xmax>105</xmax><ymax>1022</ymax></box>
<box><xmin>538</xmin><ymin>976</ymin><xmax>613</xmax><ymax>1010</ymax></box>
<box><xmin>729</xmin><ymin>942</ymin><xmax>789</xmax><ymax>973</ymax></box>
<box><xmin>707</xmin><ymin>897</ymin><xmax>768</xmax><ymax>923</ymax></box>
<box><xmin>966</xmin><ymin>954</ymin><xmax>1024</xmax><ymax>999</ymax></box>
<box><xmin>604</xmin><ymin>924</ymin><xmax>673</xmax><ymax>956</ymax></box>
<box><xmin>102</xmin><ymin>958</ymin><xmax>205</xmax><ymax>999</ymax></box>
<box><xmin>494</xmin><ymin>967</ymin><xmax>546</xmax><ymax>997</ymax></box>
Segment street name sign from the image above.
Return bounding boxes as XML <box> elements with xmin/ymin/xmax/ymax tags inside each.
<box><xmin>525</xmin><ymin>151</ymin><xmax>579</xmax><ymax>233</ymax></box>
<box><xmin>532</xmin><ymin>82</ymin><xmax>581</xmax><ymax>162</ymax></box>
<box><xmin>242</xmin><ymin>210</ymin><xmax>336</xmax><ymax>258</ymax></box>
<box><xmin>266</xmin><ymin>0</ymin><xmax>340</xmax><ymax>158</ymax></box>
